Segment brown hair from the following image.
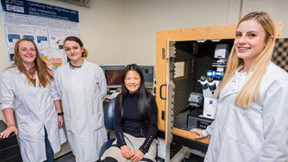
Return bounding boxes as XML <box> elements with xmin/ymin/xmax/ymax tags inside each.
<box><xmin>13</xmin><ymin>38</ymin><xmax>53</xmax><ymax>87</ymax></box>
<box><xmin>63</xmin><ymin>36</ymin><xmax>88</xmax><ymax>58</ymax></box>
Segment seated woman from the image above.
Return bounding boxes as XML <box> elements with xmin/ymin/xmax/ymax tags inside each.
<box><xmin>101</xmin><ymin>64</ymin><xmax>158</xmax><ymax>162</ymax></box>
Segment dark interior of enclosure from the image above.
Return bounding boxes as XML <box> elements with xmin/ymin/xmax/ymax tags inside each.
<box><xmin>173</xmin><ymin>39</ymin><xmax>234</xmax><ymax>116</ymax></box>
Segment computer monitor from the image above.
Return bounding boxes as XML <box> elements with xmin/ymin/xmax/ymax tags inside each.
<box><xmin>100</xmin><ymin>64</ymin><xmax>154</xmax><ymax>89</ymax></box>
<box><xmin>139</xmin><ymin>65</ymin><xmax>154</xmax><ymax>88</ymax></box>
<box><xmin>100</xmin><ymin>65</ymin><xmax>125</xmax><ymax>89</ymax></box>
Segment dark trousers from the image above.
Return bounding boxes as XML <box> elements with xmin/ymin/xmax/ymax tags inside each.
<box><xmin>44</xmin><ymin>128</ymin><xmax>54</xmax><ymax>162</ymax></box>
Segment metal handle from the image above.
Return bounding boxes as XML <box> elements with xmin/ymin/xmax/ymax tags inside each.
<box><xmin>159</xmin><ymin>84</ymin><xmax>167</xmax><ymax>100</ymax></box>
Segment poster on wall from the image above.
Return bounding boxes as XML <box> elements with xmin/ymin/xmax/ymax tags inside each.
<box><xmin>1</xmin><ymin>0</ymin><xmax>80</xmax><ymax>70</ymax></box>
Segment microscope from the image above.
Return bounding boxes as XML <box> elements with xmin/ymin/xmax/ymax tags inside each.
<box><xmin>187</xmin><ymin>44</ymin><xmax>228</xmax><ymax>129</ymax></box>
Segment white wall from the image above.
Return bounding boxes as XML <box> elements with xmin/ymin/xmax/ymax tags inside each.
<box><xmin>123</xmin><ymin>0</ymin><xmax>241</xmax><ymax>65</ymax></box>
<box><xmin>123</xmin><ymin>0</ymin><xmax>288</xmax><ymax>65</ymax></box>
<box><xmin>241</xmin><ymin>0</ymin><xmax>288</xmax><ymax>36</ymax></box>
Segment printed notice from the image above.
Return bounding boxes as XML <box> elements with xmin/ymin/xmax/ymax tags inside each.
<box><xmin>1</xmin><ymin>0</ymin><xmax>80</xmax><ymax>70</ymax></box>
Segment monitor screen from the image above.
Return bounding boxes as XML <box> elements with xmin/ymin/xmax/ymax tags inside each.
<box><xmin>100</xmin><ymin>65</ymin><xmax>125</xmax><ymax>88</ymax></box>
<box><xmin>100</xmin><ymin>65</ymin><xmax>154</xmax><ymax>89</ymax></box>
<box><xmin>105</xmin><ymin>70</ymin><xmax>123</xmax><ymax>87</ymax></box>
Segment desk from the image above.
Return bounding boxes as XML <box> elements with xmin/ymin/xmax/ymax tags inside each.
<box><xmin>0</xmin><ymin>120</ymin><xmax>22</xmax><ymax>162</ymax></box>
<box><xmin>171</xmin><ymin>110</ymin><xmax>209</xmax><ymax>152</ymax></box>
<box><xmin>105</xmin><ymin>91</ymin><xmax>121</xmax><ymax>101</ymax></box>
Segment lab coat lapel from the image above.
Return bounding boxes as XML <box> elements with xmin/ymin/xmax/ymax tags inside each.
<box><xmin>219</xmin><ymin>71</ymin><xmax>251</xmax><ymax>102</ymax></box>
<box><xmin>219</xmin><ymin>80</ymin><xmax>241</xmax><ymax>101</ymax></box>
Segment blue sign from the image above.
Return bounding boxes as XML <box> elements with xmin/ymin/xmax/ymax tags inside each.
<box><xmin>1</xmin><ymin>0</ymin><xmax>79</xmax><ymax>22</ymax></box>
<box><xmin>23</xmin><ymin>35</ymin><xmax>34</xmax><ymax>40</ymax></box>
<box><xmin>8</xmin><ymin>34</ymin><xmax>20</xmax><ymax>42</ymax></box>
<box><xmin>37</xmin><ymin>36</ymin><xmax>48</xmax><ymax>43</ymax></box>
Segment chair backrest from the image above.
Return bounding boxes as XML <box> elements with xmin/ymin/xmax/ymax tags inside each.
<box><xmin>104</xmin><ymin>98</ymin><xmax>116</xmax><ymax>131</ymax></box>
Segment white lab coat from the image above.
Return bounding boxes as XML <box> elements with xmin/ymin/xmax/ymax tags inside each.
<box><xmin>54</xmin><ymin>60</ymin><xmax>107</xmax><ymax>162</ymax></box>
<box><xmin>0</xmin><ymin>67</ymin><xmax>66</xmax><ymax>162</ymax></box>
<box><xmin>204</xmin><ymin>62</ymin><xmax>288</xmax><ymax>162</ymax></box>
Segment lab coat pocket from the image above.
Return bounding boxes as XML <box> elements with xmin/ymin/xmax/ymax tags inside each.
<box><xmin>92</xmin><ymin>112</ymin><xmax>104</xmax><ymax>131</ymax></box>
<box><xmin>226</xmin><ymin>105</ymin><xmax>260</xmax><ymax>146</ymax></box>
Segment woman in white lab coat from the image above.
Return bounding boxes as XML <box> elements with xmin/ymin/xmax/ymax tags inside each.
<box><xmin>190</xmin><ymin>12</ymin><xmax>288</xmax><ymax>161</ymax></box>
<box><xmin>54</xmin><ymin>36</ymin><xmax>107</xmax><ymax>162</ymax></box>
<box><xmin>0</xmin><ymin>38</ymin><xmax>66</xmax><ymax>162</ymax></box>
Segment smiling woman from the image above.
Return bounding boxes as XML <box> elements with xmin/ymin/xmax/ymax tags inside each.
<box><xmin>18</xmin><ymin>41</ymin><xmax>36</xmax><ymax>66</ymax></box>
<box><xmin>190</xmin><ymin>11</ymin><xmax>288</xmax><ymax>162</ymax></box>
<box><xmin>124</xmin><ymin>70</ymin><xmax>141</xmax><ymax>94</ymax></box>
<box><xmin>101</xmin><ymin>64</ymin><xmax>158</xmax><ymax>162</ymax></box>
<box><xmin>63</xmin><ymin>39</ymin><xmax>84</xmax><ymax>65</ymax></box>
<box><xmin>234</xmin><ymin>18</ymin><xmax>271</xmax><ymax>72</ymax></box>
<box><xmin>0</xmin><ymin>38</ymin><xmax>66</xmax><ymax>162</ymax></box>
<box><xmin>54</xmin><ymin>36</ymin><xmax>107</xmax><ymax>162</ymax></box>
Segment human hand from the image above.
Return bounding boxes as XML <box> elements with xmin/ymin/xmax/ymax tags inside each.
<box><xmin>120</xmin><ymin>145</ymin><xmax>132</xmax><ymax>159</ymax></box>
<box><xmin>58</xmin><ymin>116</ymin><xmax>64</xmax><ymax>128</ymax></box>
<box><xmin>189</xmin><ymin>128</ymin><xmax>205</xmax><ymax>139</ymax></box>
<box><xmin>0</xmin><ymin>125</ymin><xmax>18</xmax><ymax>138</ymax></box>
<box><xmin>131</xmin><ymin>149</ymin><xmax>144</xmax><ymax>162</ymax></box>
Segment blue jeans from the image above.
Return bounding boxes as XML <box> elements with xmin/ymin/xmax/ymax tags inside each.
<box><xmin>44</xmin><ymin>128</ymin><xmax>54</xmax><ymax>162</ymax></box>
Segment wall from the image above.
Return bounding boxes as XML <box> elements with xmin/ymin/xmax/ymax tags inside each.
<box><xmin>123</xmin><ymin>0</ymin><xmax>241</xmax><ymax>65</ymax></box>
<box><xmin>123</xmin><ymin>0</ymin><xmax>288</xmax><ymax>65</ymax></box>
<box><xmin>241</xmin><ymin>0</ymin><xmax>288</xmax><ymax>36</ymax></box>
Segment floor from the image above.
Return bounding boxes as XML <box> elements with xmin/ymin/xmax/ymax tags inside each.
<box><xmin>54</xmin><ymin>137</ymin><xmax>204</xmax><ymax>162</ymax></box>
<box><xmin>55</xmin><ymin>152</ymin><xmax>75</xmax><ymax>162</ymax></box>
<box><xmin>54</xmin><ymin>142</ymin><xmax>75</xmax><ymax>162</ymax></box>
<box><xmin>184</xmin><ymin>154</ymin><xmax>204</xmax><ymax>162</ymax></box>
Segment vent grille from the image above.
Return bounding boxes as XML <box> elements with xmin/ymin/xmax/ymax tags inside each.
<box><xmin>56</xmin><ymin>0</ymin><xmax>91</xmax><ymax>8</ymax></box>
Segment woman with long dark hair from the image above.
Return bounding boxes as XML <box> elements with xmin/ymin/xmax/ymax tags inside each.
<box><xmin>101</xmin><ymin>64</ymin><xmax>158</xmax><ymax>162</ymax></box>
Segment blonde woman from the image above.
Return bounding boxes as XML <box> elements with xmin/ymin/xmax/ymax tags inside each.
<box><xmin>190</xmin><ymin>12</ymin><xmax>288</xmax><ymax>161</ymax></box>
<box><xmin>0</xmin><ymin>38</ymin><xmax>66</xmax><ymax>162</ymax></box>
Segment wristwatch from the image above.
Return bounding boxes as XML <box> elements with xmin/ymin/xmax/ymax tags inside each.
<box><xmin>57</xmin><ymin>112</ymin><xmax>64</xmax><ymax>116</ymax></box>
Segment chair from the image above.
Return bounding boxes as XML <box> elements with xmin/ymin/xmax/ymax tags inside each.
<box><xmin>99</xmin><ymin>98</ymin><xmax>116</xmax><ymax>158</ymax></box>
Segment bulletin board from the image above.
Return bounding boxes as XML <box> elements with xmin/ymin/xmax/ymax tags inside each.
<box><xmin>1</xmin><ymin>0</ymin><xmax>80</xmax><ymax>70</ymax></box>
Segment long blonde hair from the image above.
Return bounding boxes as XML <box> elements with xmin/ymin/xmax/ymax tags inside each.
<box><xmin>12</xmin><ymin>38</ymin><xmax>54</xmax><ymax>87</ymax></box>
<box><xmin>216</xmin><ymin>11</ymin><xmax>276</xmax><ymax>107</ymax></box>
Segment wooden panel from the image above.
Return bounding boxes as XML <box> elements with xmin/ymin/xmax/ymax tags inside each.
<box><xmin>173</xmin><ymin>128</ymin><xmax>210</xmax><ymax>144</ymax></box>
<box><xmin>156</xmin><ymin>32</ymin><xmax>168</xmax><ymax>131</ymax></box>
